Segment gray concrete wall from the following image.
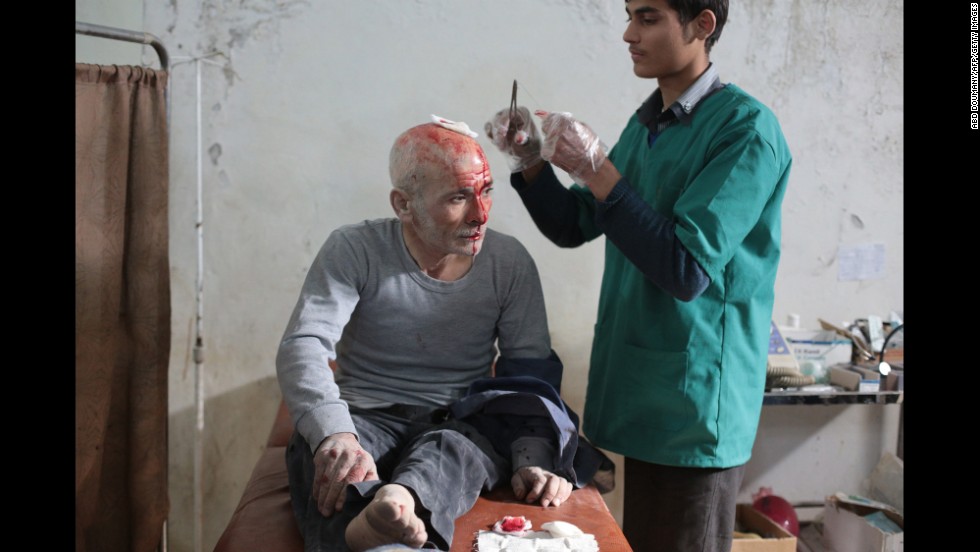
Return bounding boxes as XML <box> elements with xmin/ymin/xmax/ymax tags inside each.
<box><xmin>78</xmin><ymin>1</ymin><xmax>904</xmax><ymax>551</ymax></box>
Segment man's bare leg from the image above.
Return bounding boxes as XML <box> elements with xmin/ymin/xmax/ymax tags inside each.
<box><xmin>345</xmin><ymin>483</ymin><xmax>428</xmax><ymax>551</ymax></box>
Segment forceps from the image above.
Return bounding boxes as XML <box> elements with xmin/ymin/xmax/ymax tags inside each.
<box><xmin>506</xmin><ymin>79</ymin><xmax>520</xmax><ymax>143</ymax></box>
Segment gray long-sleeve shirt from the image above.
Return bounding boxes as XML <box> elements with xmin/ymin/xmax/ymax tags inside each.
<box><xmin>276</xmin><ymin>218</ymin><xmax>554</xmax><ymax>452</ymax></box>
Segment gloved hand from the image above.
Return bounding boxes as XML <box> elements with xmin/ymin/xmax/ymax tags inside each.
<box><xmin>484</xmin><ymin>106</ymin><xmax>543</xmax><ymax>173</ymax></box>
<box><xmin>536</xmin><ymin>110</ymin><xmax>608</xmax><ymax>185</ymax></box>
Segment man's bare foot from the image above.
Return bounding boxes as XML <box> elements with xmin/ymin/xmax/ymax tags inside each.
<box><xmin>345</xmin><ymin>484</ymin><xmax>428</xmax><ymax>552</ymax></box>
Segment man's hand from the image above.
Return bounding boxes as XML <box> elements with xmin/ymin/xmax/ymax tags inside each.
<box><xmin>511</xmin><ymin>465</ymin><xmax>572</xmax><ymax>508</ymax></box>
<box><xmin>312</xmin><ymin>432</ymin><xmax>379</xmax><ymax>517</ymax></box>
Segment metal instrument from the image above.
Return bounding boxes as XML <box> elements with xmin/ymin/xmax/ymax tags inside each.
<box><xmin>506</xmin><ymin>79</ymin><xmax>520</xmax><ymax>143</ymax></box>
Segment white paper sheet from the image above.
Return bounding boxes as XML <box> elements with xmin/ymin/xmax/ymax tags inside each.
<box><xmin>837</xmin><ymin>243</ymin><xmax>886</xmax><ymax>281</ymax></box>
<box><xmin>475</xmin><ymin>530</ymin><xmax>598</xmax><ymax>551</ymax></box>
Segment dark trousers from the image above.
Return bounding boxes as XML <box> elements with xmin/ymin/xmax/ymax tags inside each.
<box><xmin>623</xmin><ymin>457</ymin><xmax>746</xmax><ymax>552</ymax></box>
<box><xmin>285</xmin><ymin>406</ymin><xmax>509</xmax><ymax>552</ymax></box>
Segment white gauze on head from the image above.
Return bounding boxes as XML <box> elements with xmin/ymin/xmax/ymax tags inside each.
<box><xmin>430</xmin><ymin>114</ymin><xmax>479</xmax><ymax>138</ymax></box>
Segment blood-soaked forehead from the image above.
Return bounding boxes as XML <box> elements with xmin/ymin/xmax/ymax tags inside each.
<box><xmin>389</xmin><ymin>123</ymin><xmax>490</xmax><ymax>192</ymax></box>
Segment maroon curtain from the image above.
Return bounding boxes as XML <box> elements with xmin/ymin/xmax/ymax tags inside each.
<box><xmin>76</xmin><ymin>63</ymin><xmax>170</xmax><ymax>552</ymax></box>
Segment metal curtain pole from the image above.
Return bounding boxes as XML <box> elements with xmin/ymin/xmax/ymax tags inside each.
<box><xmin>170</xmin><ymin>50</ymin><xmax>225</xmax><ymax>552</ymax></box>
<box><xmin>75</xmin><ymin>21</ymin><xmax>171</xmax><ymax>119</ymax></box>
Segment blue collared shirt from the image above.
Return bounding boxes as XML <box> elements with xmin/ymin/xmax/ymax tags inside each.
<box><xmin>637</xmin><ymin>63</ymin><xmax>726</xmax><ymax>146</ymax></box>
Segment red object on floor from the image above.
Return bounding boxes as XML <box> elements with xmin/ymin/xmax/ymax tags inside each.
<box><xmin>752</xmin><ymin>494</ymin><xmax>800</xmax><ymax>537</ymax></box>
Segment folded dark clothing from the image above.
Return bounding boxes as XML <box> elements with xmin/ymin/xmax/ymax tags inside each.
<box><xmin>373</xmin><ymin>403</ymin><xmax>450</xmax><ymax>423</ymax></box>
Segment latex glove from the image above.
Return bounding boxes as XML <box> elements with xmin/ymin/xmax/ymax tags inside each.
<box><xmin>312</xmin><ymin>432</ymin><xmax>379</xmax><ymax>517</ymax></box>
<box><xmin>484</xmin><ymin>106</ymin><xmax>542</xmax><ymax>173</ymax></box>
<box><xmin>511</xmin><ymin>465</ymin><xmax>573</xmax><ymax>508</ymax></box>
<box><xmin>537</xmin><ymin>110</ymin><xmax>608</xmax><ymax>185</ymax></box>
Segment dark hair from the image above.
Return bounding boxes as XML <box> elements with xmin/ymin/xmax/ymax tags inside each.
<box><xmin>628</xmin><ymin>0</ymin><xmax>729</xmax><ymax>53</ymax></box>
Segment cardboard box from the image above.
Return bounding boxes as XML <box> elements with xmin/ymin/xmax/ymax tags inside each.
<box><xmin>821</xmin><ymin>493</ymin><xmax>903</xmax><ymax>552</ymax></box>
<box><xmin>829</xmin><ymin>366</ymin><xmax>861</xmax><ymax>391</ymax></box>
<box><xmin>828</xmin><ymin>365</ymin><xmax>880</xmax><ymax>391</ymax></box>
<box><xmin>884</xmin><ymin>369</ymin><xmax>904</xmax><ymax>391</ymax></box>
<box><xmin>732</xmin><ymin>504</ymin><xmax>797</xmax><ymax>552</ymax></box>
<box><xmin>781</xmin><ymin>328</ymin><xmax>853</xmax><ymax>384</ymax></box>
<box><xmin>847</xmin><ymin>365</ymin><xmax>881</xmax><ymax>392</ymax></box>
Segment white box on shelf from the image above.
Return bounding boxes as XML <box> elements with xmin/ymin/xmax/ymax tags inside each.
<box><xmin>779</xmin><ymin>328</ymin><xmax>852</xmax><ymax>384</ymax></box>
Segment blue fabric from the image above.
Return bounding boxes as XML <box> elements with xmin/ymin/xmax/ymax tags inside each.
<box><xmin>493</xmin><ymin>349</ymin><xmax>564</xmax><ymax>393</ymax></box>
<box><xmin>448</xmin><ymin>363</ymin><xmax>612</xmax><ymax>488</ymax></box>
